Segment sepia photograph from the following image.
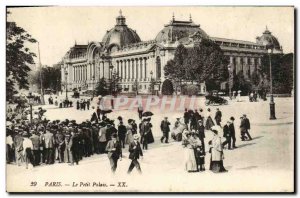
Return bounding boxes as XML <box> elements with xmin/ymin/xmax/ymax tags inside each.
<box><xmin>5</xmin><ymin>6</ymin><xmax>295</xmax><ymax>193</ymax></box>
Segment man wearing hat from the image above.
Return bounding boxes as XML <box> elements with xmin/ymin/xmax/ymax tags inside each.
<box><xmin>160</xmin><ymin>117</ymin><xmax>171</xmax><ymax>143</ymax></box>
<box><xmin>229</xmin><ymin>117</ymin><xmax>237</xmax><ymax>148</ymax></box>
<box><xmin>22</xmin><ymin>132</ymin><xmax>34</xmax><ymax>169</ymax></box>
<box><xmin>215</xmin><ymin>108</ymin><xmax>222</xmax><ymax>126</ymax></box>
<box><xmin>14</xmin><ymin>128</ymin><xmax>24</xmax><ymax>166</ymax></box>
<box><xmin>68</xmin><ymin>129</ymin><xmax>80</xmax><ymax>165</ymax></box>
<box><xmin>98</xmin><ymin>122</ymin><xmax>107</xmax><ymax>154</ymax></box>
<box><xmin>30</xmin><ymin>131</ymin><xmax>40</xmax><ymax>166</ymax></box>
<box><xmin>56</xmin><ymin>129</ymin><xmax>65</xmax><ymax>163</ymax></box>
<box><xmin>117</xmin><ymin>121</ymin><xmax>127</xmax><ymax>149</ymax></box>
<box><xmin>105</xmin><ymin>133</ymin><xmax>122</xmax><ymax>173</ymax></box>
<box><xmin>222</xmin><ymin>121</ymin><xmax>232</xmax><ymax>149</ymax></box>
<box><xmin>240</xmin><ymin>114</ymin><xmax>252</xmax><ymax>141</ymax></box>
<box><xmin>128</xmin><ymin>134</ymin><xmax>143</xmax><ymax>174</ymax></box>
<box><xmin>44</xmin><ymin>129</ymin><xmax>55</xmax><ymax>164</ymax></box>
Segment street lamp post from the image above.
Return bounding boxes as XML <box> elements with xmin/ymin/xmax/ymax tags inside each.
<box><xmin>150</xmin><ymin>70</ymin><xmax>153</xmax><ymax>95</ymax></box>
<box><xmin>109</xmin><ymin>61</ymin><xmax>114</xmax><ymax>109</ymax></box>
<box><xmin>37</xmin><ymin>41</ymin><xmax>45</xmax><ymax>105</ymax></box>
<box><xmin>64</xmin><ymin>68</ymin><xmax>68</xmax><ymax>100</ymax></box>
<box><xmin>56</xmin><ymin>79</ymin><xmax>59</xmax><ymax>96</ymax></box>
<box><xmin>27</xmin><ymin>92</ymin><xmax>34</xmax><ymax>124</ymax></box>
<box><xmin>268</xmin><ymin>47</ymin><xmax>276</xmax><ymax>120</ymax></box>
<box><xmin>227</xmin><ymin>65</ymin><xmax>232</xmax><ymax>100</ymax></box>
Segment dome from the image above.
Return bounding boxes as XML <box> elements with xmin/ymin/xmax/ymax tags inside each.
<box><xmin>155</xmin><ymin>15</ymin><xmax>209</xmax><ymax>43</ymax></box>
<box><xmin>102</xmin><ymin>11</ymin><xmax>141</xmax><ymax>51</ymax></box>
<box><xmin>256</xmin><ymin>27</ymin><xmax>281</xmax><ymax>50</ymax></box>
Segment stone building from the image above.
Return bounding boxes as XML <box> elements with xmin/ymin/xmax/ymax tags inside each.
<box><xmin>60</xmin><ymin>11</ymin><xmax>283</xmax><ymax>94</ymax></box>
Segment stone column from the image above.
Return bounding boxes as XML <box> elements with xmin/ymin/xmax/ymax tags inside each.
<box><xmin>236</xmin><ymin>57</ymin><xmax>241</xmax><ymax>74</ymax></box>
<box><xmin>78</xmin><ymin>66</ymin><xmax>80</xmax><ymax>82</ymax></box>
<box><xmin>74</xmin><ymin>66</ymin><xmax>76</xmax><ymax>82</ymax></box>
<box><xmin>120</xmin><ymin>61</ymin><xmax>123</xmax><ymax>79</ymax></box>
<box><xmin>132</xmin><ymin>59</ymin><xmax>135</xmax><ymax>80</ymax></box>
<box><xmin>124</xmin><ymin>60</ymin><xmax>127</xmax><ymax>80</ymax></box>
<box><xmin>127</xmin><ymin>60</ymin><xmax>131</xmax><ymax>81</ymax></box>
<box><xmin>144</xmin><ymin>58</ymin><xmax>147</xmax><ymax>81</ymax></box>
<box><xmin>136</xmin><ymin>58</ymin><xmax>139</xmax><ymax>80</ymax></box>
<box><xmin>140</xmin><ymin>58</ymin><xmax>143</xmax><ymax>81</ymax></box>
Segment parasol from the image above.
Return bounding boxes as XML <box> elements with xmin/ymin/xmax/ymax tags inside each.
<box><xmin>142</xmin><ymin>111</ymin><xmax>154</xmax><ymax>117</ymax></box>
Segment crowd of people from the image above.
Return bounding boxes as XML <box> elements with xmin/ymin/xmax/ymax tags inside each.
<box><xmin>76</xmin><ymin>99</ymin><xmax>91</xmax><ymax>111</ymax></box>
<box><xmin>7</xmin><ymin>96</ymin><xmax>253</xmax><ymax>175</ymax></box>
<box><xmin>6</xmin><ymin>104</ymin><xmax>155</xmax><ymax>174</ymax></box>
<box><xmin>163</xmin><ymin>107</ymin><xmax>253</xmax><ymax>173</ymax></box>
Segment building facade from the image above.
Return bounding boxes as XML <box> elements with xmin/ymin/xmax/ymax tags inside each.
<box><xmin>60</xmin><ymin>11</ymin><xmax>283</xmax><ymax>94</ymax></box>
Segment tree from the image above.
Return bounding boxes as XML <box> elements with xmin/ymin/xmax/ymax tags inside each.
<box><xmin>164</xmin><ymin>44</ymin><xmax>188</xmax><ymax>87</ymax></box>
<box><xmin>29</xmin><ymin>65</ymin><xmax>61</xmax><ymax>92</ymax></box>
<box><xmin>261</xmin><ymin>53</ymin><xmax>294</xmax><ymax>94</ymax></box>
<box><xmin>164</xmin><ymin>39</ymin><xmax>228</xmax><ymax>92</ymax></box>
<box><xmin>161</xmin><ymin>79</ymin><xmax>174</xmax><ymax>95</ymax></box>
<box><xmin>232</xmin><ymin>71</ymin><xmax>252</xmax><ymax>95</ymax></box>
<box><xmin>109</xmin><ymin>73</ymin><xmax>122</xmax><ymax>96</ymax></box>
<box><xmin>187</xmin><ymin>39</ymin><xmax>228</xmax><ymax>83</ymax></box>
<box><xmin>6</xmin><ymin>16</ymin><xmax>37</xmax><ymax>101</ymax></box>
<box><xmin>95</xmin><ymin>77</ymin><xmax>109</xmax><ymax>96</ymax></box>
<box><xmin>250</xmin><ymin>71</ymin><xmax>261</xmax><ymax>89</ymax></box>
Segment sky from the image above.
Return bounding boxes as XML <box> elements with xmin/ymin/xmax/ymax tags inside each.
<box><xmin>7</xmin><ymin>6</ymin><xmax>294</xmax><ymax>66</ymax></box>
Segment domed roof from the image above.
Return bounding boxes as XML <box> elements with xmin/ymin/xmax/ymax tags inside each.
<box><xmin>155</xmin><ymin>15</ymin><xmax>209</xmax><ymax>43</ymax></box>
<box><xmin>102</xmin><ymin>11</ymin><xmax>141</xmax><ymax>51</ymax></box>
<box><xmin>256</xmin><ymin>26</ymin><xmax>281</xmax><ymax>50</ymax></box>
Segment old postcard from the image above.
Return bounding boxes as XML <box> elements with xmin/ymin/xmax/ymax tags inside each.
<box><xmin>6</xmin><ymin>6</ymin><xmax>294</xmax><ymax>192</ymax></box>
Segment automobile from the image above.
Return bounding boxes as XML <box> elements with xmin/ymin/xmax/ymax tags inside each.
<box><xmin>205</xmin><ymin>90</ymin><xmax>228</xmax><ymax>106</ymax></box>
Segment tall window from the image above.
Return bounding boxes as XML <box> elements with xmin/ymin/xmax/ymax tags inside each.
<box><xmin>156</xmin><ymin>56</ymin><xmax>161</xmax><ymax>79</ymax></box>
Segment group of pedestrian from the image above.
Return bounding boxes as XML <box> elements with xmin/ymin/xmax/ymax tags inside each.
<box><xmin>6</xmin><ymin>107</ymin><xmax>152</xmax><ymax>175</ymax></box>
<box><xmin>76</xmin><ymin>99</ymin><xmax>90</xmax><ymax>111</ymax></box>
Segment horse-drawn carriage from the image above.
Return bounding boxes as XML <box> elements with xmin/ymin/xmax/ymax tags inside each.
<box><xmin>205</xmin><ymin>90</ymin><xmax>228</xmax><ymax>106</ymax></box>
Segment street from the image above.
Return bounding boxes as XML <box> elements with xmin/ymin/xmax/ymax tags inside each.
<box><xmin>7</xmin><ymin>96</ymin><xmax>294</xmax><ymax>192</ymax></box>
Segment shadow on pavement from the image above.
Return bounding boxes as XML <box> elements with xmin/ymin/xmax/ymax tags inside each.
<box><xmin>251</xmin><ymin>135</ymin><xmax>264</xmax><ymax>140</ymax></box>
<box><xmin>236</xmin><ymin>166</ymin><xmax>258</xmax><ymax>170</ymax></box>
<box><xmin>237</xmin><ymin>142</ymin><xmax>256</xmax><ymax>148</ymax></box>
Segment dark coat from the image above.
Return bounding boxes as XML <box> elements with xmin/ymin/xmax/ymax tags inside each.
<box><xmin>118</xmin><ymin>124</ymin><xmax>127</xmax><ymax>138</ymax></box>
<box><xmin>106</xmin><ymin>127</ymin><xmax>117</xmax><ymax>141</ymax></box>
<box><xmin>184</xmin><ymin>112</ymin><xmax>190</xmax><ymax>123</ymax></box>
<box><xmin>69</xmin><ymin>134</ymin><xmax>80</xmax><ymax>152</ymax></box>
<box><xmin>160</xmin><ymin>120</ymin><xmax>170</xmax><ymax>133</ymax></box>
<box><xmin>215</xmin><ymin>110</ymin><xmax>222</xmax><ymax>122</ymax></box>
<box><xmin>229</xmin><ymin>123</ymin><xmax>236</xmax><ymax>137</ymax></box>
<box><xmin>197</xmin><ymin>125</ymin><xmax>205</xmax><ymax>139</ymax></box>
<box><xmin>128</xmin><ymin>141</ymin><xmax>143</xmax><ymax>160</ymax></box>
<box><xmin>223</xmin><ymin>125</ymin><xmax>230</xmax><ymax>138</ymax></box>
<box><xmin>244</xmin><ymin>118</ymin><xmax>251</xmax><ymax>129</ymax></box>
<box><xmin>105</xmin><ymin>140</ymin><xmax>122</xmax><ymax>159</ymax></box>
<box><xmin>194</xmin><ymin>112</ymin><xmax>201</xmax><ymax>121</ymax></box>
<box><xmin>91</xmin><ymin>112</ymin><xmax>99</xmax><ymax>123</ymax></box>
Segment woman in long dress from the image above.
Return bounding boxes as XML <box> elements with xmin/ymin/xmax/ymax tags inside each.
<box><xmin>205</xmin><ymin>108</ymin><xmax>215</xmax><ymax>130</ymax></box>
<box><xmin>182</xmin><ymin>130</ymin><xmax>198</xmax><ymax>173</ymax></box>
<box><xmin>209</xmin><ymin>129</ymin><xmax>227</xmax><ymax>173</ymax></box>
<box><xmin>125</xmin><ymin>120</ymin><xmax>134</xmax><ymax>144</ymax></box>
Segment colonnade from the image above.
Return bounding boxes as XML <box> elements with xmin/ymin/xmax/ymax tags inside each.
<box><xmin>116</xmin><ymin>57</ymin><xmax>148</xmax><ymax>81</ymax></box>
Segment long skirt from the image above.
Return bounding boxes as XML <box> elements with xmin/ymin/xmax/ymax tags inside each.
<box><xmin>125</xmin><ymin>132</ymin><xmax>133</xmax><ymax>144</ymax></box>
<box><xmin>184</xmin><ymin>148</ymin><xmax>197</xmax><ymax>172</ymax></box>
<box><xmin>147</xmin><ymin>131</ymin><xmax>154</xmax><ymax>144</ymax></box>
<box><xmin>209</xmin><ymin>157</ymin><xmax>227</xmax><ymax>173</ymax></box>
<box><xmin>205</xmin><ymin>116</ymin><xmax>215</xmax><ymax>130</ymax></box>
